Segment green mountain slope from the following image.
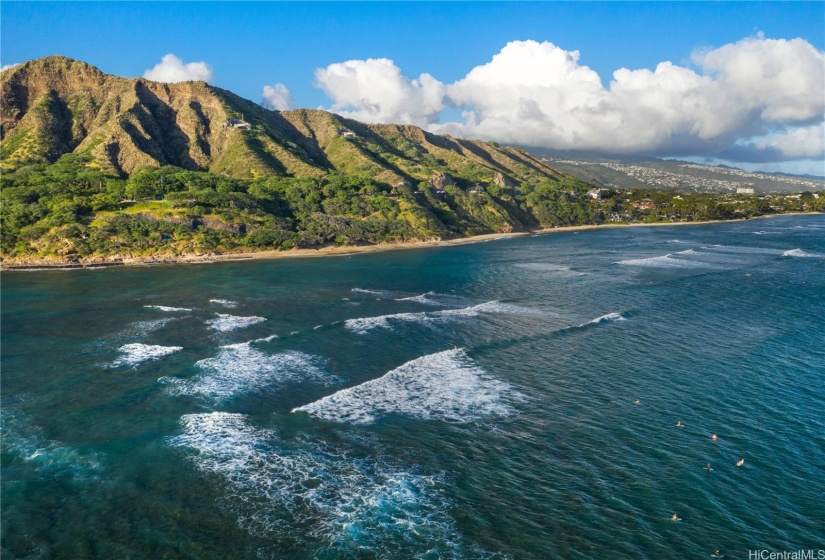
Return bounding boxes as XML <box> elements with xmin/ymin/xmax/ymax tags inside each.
<box><xmin>9</xmin><ymin>56</ymin><xmax>813</xmax><ymax>265</ymax></box>
<box><xmin>1</xmin><ymin>56</ymin><xmax>601</xmax><ymax>264</ymax></box>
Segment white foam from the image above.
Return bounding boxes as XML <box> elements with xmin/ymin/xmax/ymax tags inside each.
<box><xmin>111</xmin><ymin>343</ymin><xmax>183</xmax><ymax>367</ymax></box>
<box><xmin>581</xmin><ymin>312</ymin><xmax>626</xmax><ymax>327</ymax></box>
<box><xmin>351</xmin><ymin>288</ymin><xmax>394</xmax><ymax>297</ymax></box>
<box><xmin>161</xmin><ymin>344</ymin><xmax>328</xmax><ymax>399</ymax></box>
<box><xmin>251</xmin><ymin>334</ymin><xmax>279</xmax><ymax>343</ymax></box>
<box><xmin>782</xmin><ymin>248</ymin><xmax>825</xmax><ymax>258</ymax></box>
<box><xmin>293</xmin><ymin>349</ymin><xmax>521</xmax><ymax>425</ymax></box>
<box><xmin>118</xmin><ymin>317</ymin><xmax>179</xmax><ymax>337</ymax></box>
<box><xmin>209</xmin><ymin>298</ymin><xmax>238</xmax><ymax>308</ymax></box>
<box><xmin>169</xmin><ymin>413</ymin><xmax>466</xmax><ymax>554</ymax></box>
<box><xmin>205</xmin><ymin>313</ymin><xmax>266</xmax><ymax>332</ymax></box>
<box><xmin>394</xmin><ymin>291</ymin><xmax>441</xmax><ymax>305</ymax></box>
<box><xmin>144</xmin><ymin>305</ymin><xmax>192</xmax><ymax>312</ymax></box>
<box><xmin>344</xmin><ymin>311</ymin><xmax>425</xmax><ymax>333</ymax></box>
<box><xmin>344</xmin><ymin>300</ymin><xmax>534</xmax><ymax>334</ymax></box>
<box><xmin>615</xmin><ymin>253</ymin><xmax>707</xmax><ymax>269</ymax></box>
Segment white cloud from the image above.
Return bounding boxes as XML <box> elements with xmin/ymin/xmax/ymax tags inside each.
<box><xmin>143</xmin><ymin>54</ymin><xmax>213</xmax><ymax>84</ymax></box>
<box><xmin>1</xmin><ymin>63</ymin><xmax>20</xmax><ymax>72</ymax></box>
<box><xmin>749</xmin><ymin>125</ymin><xmax>825</xmax><ymax>159</ymax></box>
<box><xmin>314</xmin><ymin>58</ymin><xmax>446</xmax><ymax>126</ymax></box>
<box><xmin>262</xmin><ymin>83</ymin><xmax>293</xmax><ymax>111</ymax></box>
<box><xmin>315</xmin><ymin>37</ymin><xmax>825</xmax><ymax>164</ymax></box>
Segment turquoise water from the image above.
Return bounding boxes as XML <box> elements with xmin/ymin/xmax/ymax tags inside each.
<box><xmin>2</xmin><ymin>215</ymin><xmax>824</xmax><ymax>559</ymax></box>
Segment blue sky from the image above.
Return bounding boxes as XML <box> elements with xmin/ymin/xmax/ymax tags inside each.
<box><xmin>2</xmin><ymin>2</ymin><xmax>824</xmax><ymax>174</ymax></box>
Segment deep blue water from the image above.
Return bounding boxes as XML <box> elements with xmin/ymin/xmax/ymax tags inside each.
<box><xmin>2</xmin><ymin>215</ymin><xmax>824</xmax><ymax>559</ymax></box>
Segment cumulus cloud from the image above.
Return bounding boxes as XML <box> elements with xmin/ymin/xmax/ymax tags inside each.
<box><xmin>143</xmin><ymin>54</ymin><xmax>213</xmax><ymax>83</ymax></box>
<box><xmin>315</xmin><ymin>37</ymin><xmax>824</xmax><ymax>163</ymax></box>
<box><xmin>1</xmin><ymin>62</ymin><xmax>20</xmax><ymax>72</ymax></box>
<box><xmin>314</xmin><ymin>58</ymin><xmax>446</xmax><ymax>126</ymax></box>
<box><xmin>262</xmin><ymin>83</ymin><xmax>293</xmax><ymax>111</ymax></box>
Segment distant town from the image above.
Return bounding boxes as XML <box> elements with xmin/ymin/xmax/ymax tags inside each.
<box><xmin>545</xmin><ymin>158</ymin><xmax>825</xmax><ymax>194</ymax></box>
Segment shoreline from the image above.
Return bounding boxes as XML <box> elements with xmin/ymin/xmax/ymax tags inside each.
<box><xmin>1</xmin><ymin>213</ymin><xmax>819</xmax><ymax>271</ymax></box>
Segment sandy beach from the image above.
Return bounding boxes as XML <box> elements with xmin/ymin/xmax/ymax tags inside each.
<box><xmin>1</xmin><ymin>214</ymin><xmax>817</xmax><ymax>270</ymax></box>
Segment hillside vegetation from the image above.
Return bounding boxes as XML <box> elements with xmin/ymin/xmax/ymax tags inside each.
<box><xmin>0</xmin><ymin>57</ymin><xmax>597</xmax><ymax>263</ymax></box>
<box><xmin>1</xmin><ymin>57</ymin><xmax>819</xmax><ymax>265</ymax></box>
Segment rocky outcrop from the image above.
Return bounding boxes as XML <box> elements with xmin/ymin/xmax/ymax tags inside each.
<box><xmin>428</xmin><ymin>172</ymin><xmax>454</xmax><ymax>189</ymax></box>
<box><xmin>493</xmin><ymin>172</ymin><xmax>515</xmax><ymax>188</ymax></box>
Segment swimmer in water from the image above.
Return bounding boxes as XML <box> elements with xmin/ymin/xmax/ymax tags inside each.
<box><xmin>712</xmin><ymin>550</ymin><xmax>724</xmax><ymax>558</ymax></box>
<box><xmin>671</xmin><ymin>513</ymin><xmax>681</xmax><ymax>522</ymax></box>
<box><xmin>736</xmin><ymin>459</ymin><xmax>744</xmax><ymax>467</ymax></box>
<box><xmin>676</xmin><ymin>421</ymin><xmax>683</xmax><ymax>428</ymax></box>
<box><xmin>635</xmin><ymin>399</ymin><xmax>641</xmax><ymax>405</ymax></box>
<box><xmin>705</xmin><ymin>463</ymin><xmax>713</xmax><ymax>472</ymax></box>
<box><xmin>712</xmin><ymin>434</ymin><xmax>718</xmax><ymax>442</ymax></box>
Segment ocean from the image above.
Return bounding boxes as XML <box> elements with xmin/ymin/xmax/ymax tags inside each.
<box><xmin>2</xmin><ymin>214</ymin><xmax>823</xmax><ymax>559</ymax></box>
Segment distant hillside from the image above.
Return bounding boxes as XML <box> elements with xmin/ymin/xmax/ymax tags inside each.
<box><xmin>1</xmin><ymin>56</ymin><xmax>566</xmax><ymax>184</ymax></box>
<box><xmin>537</xmin><ymin>155</ymin><xmax>825</xmax><ymax>194</ymax></box>
<box><xmin>1</xmin><ymin>56</ymin><xmax>598</xmax><ymax>264</ymax></box>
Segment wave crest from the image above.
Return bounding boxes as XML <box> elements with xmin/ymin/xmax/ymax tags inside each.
<box><xmin>205</xmin><ymin>313</ymin><xmax>266</xmax><ymax>332</ymax></box>
<box><xmin>111</xmin><ymin>343</ymin><xmax>182</xmax><ymax>367</ymax></box>
<box><xmin>782</xmin><ymin>248</ymin><xmax>825</xmax><ymax>258</ymax></box>
<box><xmin>161</xmin><ymin>343</ymin><xmax>328</xmax><ymax>400</ymax></box>
<box><xmin>293</xmin><ymin>349</ymin><xmax>522</xmax><ymax>424</ymax></box>
<box><xmin>344</xmin><ymin>300</ymin><xmax>533</xmax><ymax>334</ymax></box>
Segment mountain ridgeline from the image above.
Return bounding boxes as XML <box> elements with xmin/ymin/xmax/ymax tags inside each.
<box><xmin>1</xmin><ymin>56</ymin><xmax>600</xmax><ymax>263</ymax></box>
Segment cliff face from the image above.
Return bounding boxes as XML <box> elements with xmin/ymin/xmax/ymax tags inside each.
<box><xmin>1</xmin><ymin>56</ymin><xmax>566</xmax><ymax>186</ymax></box>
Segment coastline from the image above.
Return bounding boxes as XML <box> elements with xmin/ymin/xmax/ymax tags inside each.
<box><xmin>1</xmin><ymin>213</ymin><xmax>818</xmax><ymax>271</ymax></box>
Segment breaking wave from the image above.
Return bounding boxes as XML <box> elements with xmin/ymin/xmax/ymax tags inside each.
<box><xmin>205</xmin><ymin>313</ymin><xmax>266</xmax><ymax>332</ymax></box>
<box><xmin>344</xmin><ymin>300</ymin><xmax>533</xmax><ymax>334</ymax></box>
<box><xmin>111</xmin><ymin>343</ymin><xmax>183</xmax><ymax>367</ymax></box>
<box><xmin>209</xmin><ymin>299</ymin><xmax>238</xmax><ymax>308</ymax></box>
<box><xmin>116</xmin><ymin>317</ymin><xmax>180</xmax><ymax>338</ymax></box>
<box><xmin>580</xmin><ymin>312</ymin><xmax>626</xmax><ymax>327</ymax></box>
<box><xmin>614</xmin><ymin>251</ymin><xmax>713</xmax><ymax>269</ymax></box>
<box><xmin>782</xmin><ymin>248</ymin><xmax>825</xmax><ymax>258</ymax></box>
<box><xmin>293</xmin><ymin>349</ymin><xmax>522</xmax><ymax>425</ymax></box>
<box><xmin>143</xmin><ymin>305</ymin><xmax>192</xmax><ymax>312</ymax></box>
<box><xmin>351</xmin><ymin>288</ymin><xmax>394</xmax><ymax>297</ymax></box>
<box><xmin>394</xmin><ymin>291</ymin><xmax>442</xmax><ymax>305</ymax></box>
<box><xmin>169</xmin><ymin>413</ymin><xmax>491</xmax><ymax>557</ymax></box>
<box><xmin>160</xmin><ymin>343</ymin><xmax>329</xmax><ymax>400</ymax></box>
